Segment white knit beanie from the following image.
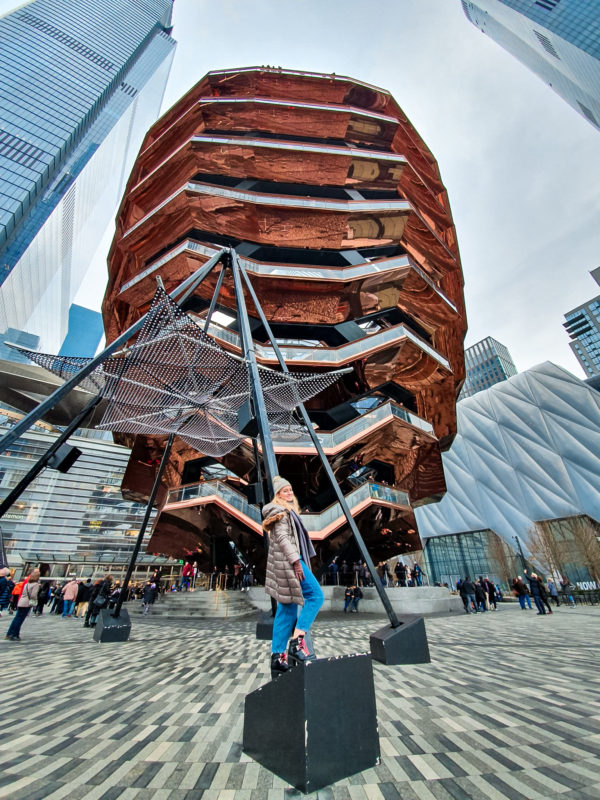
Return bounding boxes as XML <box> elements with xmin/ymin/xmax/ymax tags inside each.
<box><xmin>272</xmin><ymin>475</ymin><xmax>292</xmax><ymax>497</ymax></box>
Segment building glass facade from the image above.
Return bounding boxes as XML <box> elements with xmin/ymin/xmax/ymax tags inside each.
<box><xmin>459</xmin><ymin>335</ymin><xmax>517</xmax><ymax>399</ymax></box>
<box><xmin>0</xmin><ymin>0</ymin><xmax>176</xmax><ymax>357</ymax></box>
<box><xmin>424</xmin><ymin>530</ymin><xmax>519</xmax><ymax>589</ymax></box>
<box><xmin>58</xmin><ymin>303</ymin><xmax>103</xmax><ymax>357</ymax></box>
<box><xmin>563</xmin><ymin>269</ymin><xmax>600</xmax><ymax>376</ymax></box>
<box><xmin>0</xmin><ymin>409</ymin><xmax>168</xmax><ymax>576</ymax></box>
<box><xmin>416</xmin><ymin>363</ymin><xmax>600</xmax><ymax>582</ymax></box>
<box><xmin>461</xmin><ymin>0</ymin><xmax>600</xmax><ymax>128</ymax></box>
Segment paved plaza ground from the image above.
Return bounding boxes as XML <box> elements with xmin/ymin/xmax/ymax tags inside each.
<box><xmin>1</xmin><ymin>602</ymin><xmax>599</xmax><ymax>800</ymax></box>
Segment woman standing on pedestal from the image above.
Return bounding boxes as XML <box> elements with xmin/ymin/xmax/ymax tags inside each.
<box><xmin>263</xmin><ymin>476</ymin><xmax>324</xmax><ymax>679</ymax></box>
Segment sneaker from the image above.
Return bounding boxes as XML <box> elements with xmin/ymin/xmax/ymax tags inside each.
<box><xmin>288</xmin><ymin>635</ymin><xmax>316</xmax><ymax>665</ymax></box>
<box><xmin>270</xmin><ymin>652</ymin><xmax>290</xmax><ymax>679</ymax></box>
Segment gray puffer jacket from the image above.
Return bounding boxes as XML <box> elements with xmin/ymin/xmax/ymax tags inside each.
<box><xmin>263</xmin><ymin>502</ymin><xmax>303</xmax><ymax>606</ymax></box>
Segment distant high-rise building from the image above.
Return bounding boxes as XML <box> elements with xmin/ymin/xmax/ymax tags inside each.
<box><xmin>459</xmin><ymin>336</ymin><xmax>517</xmax><ymax>399</ymax></box>
<box><xmin>0</xmin><ymin>0</ymin><xmax>176</xmax><ymax>359</ymax></box>
<box><xmin>563</xmin><ymin>268</ymin><xmax>600</xmax><ymax>376</ymax></box>
<box><xmin>58</xmin><ymin>303</ymin><xmax>103</xmax><ymax>358</ymax></box>
<box><xmin>0</xmin><ymin>327</ymin><xmax>39</xmax><ymax>362</ymax></box>
<box><xmin>461</xmin><ymin>0</ymin><xmax>600</xmax><ymax>129</ymax></box>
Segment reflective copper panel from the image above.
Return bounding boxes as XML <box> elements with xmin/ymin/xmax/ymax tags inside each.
<box><xmin>103</xmin><ymin>67</ymin><xmax>467</xmax><ymax>567</ymax></box>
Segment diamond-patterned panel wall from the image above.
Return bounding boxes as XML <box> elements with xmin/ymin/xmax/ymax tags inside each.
<box><xmin>415</xmin><ymin>362</ymin><xmax>600</xmax><ymax>552</ymax></box>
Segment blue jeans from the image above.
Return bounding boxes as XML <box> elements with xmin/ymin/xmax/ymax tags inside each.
<box><xmin>62</xmin><ymin>600</ymin><xmax>75</xmax><ymax>617</ymax></box>
<box><xmin>7</xmin><ymin>607</ymin><xmax>30</xmax><ymax>638</ymax></box>
<box><xmin>533</xmin><ymin>595</ymin><xmax>545</xmax><ymax>614</ymax></box>
<box><xmin>272</xmin><ymin>560</ymin><xmax>324</xmax><ymax>653</ymax></box>
<box><xmin>465</xmin><ymin>593</ymin><xmax>476</xmax><ymax>612</ymax></box>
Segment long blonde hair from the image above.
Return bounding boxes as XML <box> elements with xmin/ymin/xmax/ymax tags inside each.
<box><xmin>274</xmin><ymin>490</ymin><xmax>301</xmax><ymax>513</ymax></box>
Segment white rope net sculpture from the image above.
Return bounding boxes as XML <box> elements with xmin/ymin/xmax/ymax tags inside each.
<box><xmin>18</xmin><ymin>287</ymin><xmax>345</xmax><ymax>456</ymax></box>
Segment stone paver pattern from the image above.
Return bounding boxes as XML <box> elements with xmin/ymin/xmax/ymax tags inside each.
<box><xmin>1</xmin><ymin>602</ymin><xmax>599</xmax><ymax>800</ymax></box>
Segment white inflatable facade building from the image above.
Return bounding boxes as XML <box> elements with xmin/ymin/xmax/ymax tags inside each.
<box><xmin>415</xmin><ymin>362</ymin><xmax>600</xmax><ymax>557</ymax></box>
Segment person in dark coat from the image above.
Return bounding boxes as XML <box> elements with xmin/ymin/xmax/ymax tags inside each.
<box><xmin>538</xmin><ymin>579</ymin><xmax>553</xmax><ymax>615</ymax></box>
<box><xmin>395</xmin><ymin>561</ymin><xmax>407</xmax><ymax>587</ymax></box>
<box><xmin>86</xmin><ymin>574</ymin><xmax>113</xmax><ymax>627</ymax></box>
<box><xmin>475</xmin><ymin>580</ymin><xmax>487</xmax><ymax>612</ymax></box>
<box><xmin>33</xmin><ymin>580</ymin><xmax>51</xmax><ymax>615</ymax></box>
<box><xmin>350</xmin><ymin>585</ymin><xmax>363</xmax><ymax>612</ymax></box>
<box><xmin>142</xmin><ymin>582</ymin><xmax>157</xmax><ymax>614</ymax></box>
<box><xmin>523</xmin><ymin>569</ymin><xmax>547</xmax><ymax>615</ymax></box>
<box><xmin>74</xmin><ymin>579</ymin><xmax>92</xmax><ymax>618</ymax></box>
<box><xmin>461</xmin><ymin>576</ymin><xmax>477</xmax><ymax>613</ymax></box>
<box><xmin>457</xmin><ymin>579</ymin><xmax>468</xmax><ymax>612</ymax></box>
<box><xmin>0</xmin><ymin>568</ymin><xmax>13</xmax><ymax>615</ymax></box>
<box><xmin>344</xmin><ymin>585</ymin><xmax>353</xmax><ymax>613</ymax></box>
<box><xmin>512</xmin><ymin>577</ymin><xmax>532</xmax><ymax>610</ymax></box>
<box><xmin>484</xmin><ymin>577</ymin><xmax>497</xmax><ymax>610</ymax></box>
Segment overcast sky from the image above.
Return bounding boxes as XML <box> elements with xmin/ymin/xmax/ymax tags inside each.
<box><xmin>76</xmin><ymin>0</ymin><xmax>600</xmax><ymax>378</ymax></box>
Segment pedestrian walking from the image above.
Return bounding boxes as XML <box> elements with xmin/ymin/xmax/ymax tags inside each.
<box><xmin>86</xmin><ymin>574</ymin><xmax>113</xmax><ymax>628</ymax></box>
<box><xmin>394</xmin><ymin>560</ymin><xmax>407</xmax><ymax>587</ymax></box>
<box><xmin>512</xmin><ymin>577</ymin><xmax>531</xmax><ymax>610</ymax></box>
<box><xmin>33</xmin><ymin>580</ymin><xmax>51</xmax><ymax>615</ymax></box>
<box><xmin>560</xmin><ymin>577</ymin><xmax>576</xmax><ymax>607</ymax></box>
<box><xmin>74</xmin><ymin>579</ymin><xmax>92</xmax><ymax>618</ymax></box>
<box><xmin>61</xmin><ymin>577</ymin><xmax>79</xmax><ymax>618</ymax></box>
<box><xmin>475</xmin><ymin>580</ymin><xmax>487</xmax><ymax>612</ymax></box>
<box><xmin>547</xmin><ymin>578</ymin><xmax>560</xmax><ymax>607</ymax></box>
<box><xmin>5</xmin><ymin>569</ymin><xmax>40</xmax><ymax>641</ymax></box>
<box><xmin>141</xmin><ymin>582</ymin><xmax>157</xmax><ymax>614</ymax></box>
<box><xmin>461</xmin><ymin>576</ymin><xmax>477</xmax><ymax>613</ymax></box>
<box><xmin>523</xmin><ymin>569</ymin><xmax>547</xmax><ymax>615</ymax></box>
<box><xmin>0</xmin><ymin>567</ymin><xmax>14</xmax><ymax>616</ymax></box>
<box><xmin>484</xmin><ymin>577</ymin><xmax>497</xmax><ymax>610</ymax></box>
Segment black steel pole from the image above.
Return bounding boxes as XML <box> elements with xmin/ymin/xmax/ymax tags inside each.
<box><xmin>203</xmin><ymin>263</ymin><xmax>226</xmax><ymax>334</ymax></box>
<box><xmin>112</xmin><ymin>433</ymin><xmax>175</xmax><ymax>619</ymax></box>
<box><xmin>230</xmin><ymin>254</ymin><xmax>278</xmax><ymax>495</ymax></box>
<box><xmin>0</xmin><ymin>249</ymin><xmax>227</xmax><ymax>455</ymax></box>
<box><xmin>515</xmin><ymin>535</ymin><xmax>527</xmax><ymax>572</ymax></box>
<box><xmin>239</xmin><ymin>259</ymin><xmax>401</xmax><ymax>628</ymax></box>
<box><xmin>0</xmin><ymin>526</ymin><xmax>7</xmax><ymax>568</ymax></box>
<box><xmin>0</xmin><ymin>394</ymin><xmax>103</xmax><ymax>521</ymax></box>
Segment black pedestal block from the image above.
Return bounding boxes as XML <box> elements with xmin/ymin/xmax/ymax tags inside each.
<box><xmin>370</xmin><ymin>615</ymin><xmax>430</xmax><ymax>665</ymax></box>
<box><xmin>243</xmin><ymin>653</ymin><xmax>379</xmax><ymax>793</ymax></box>
<box><xmin>93</xmin><ymin>608</ymin><xmax>132</xmax><ymax>643</ymax></box>
<box><xmin>255</xmin><ymin>611</ymin><xmax>273</xmax><ymax>640</ymax></box>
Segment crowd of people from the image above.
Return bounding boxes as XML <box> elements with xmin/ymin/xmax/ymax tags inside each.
<box><xmin>456</xmin><ymin>571</ymin><xmax>578</xmax><ymax>615</ymax></box>
<box><xmin>327</xmin><ymin>558</ymin><xmax>425</xmax><ymax>587</ymax></box>
<box><xmin>511</xmin><ymin>570</ymin><xmax>576</xmax><ymax>613</ymax></box>
<box><xmin>456</xmin><ymin>575</ymin><xmax>502</xmax><ymax>613</ymax></box>
<box><xmin>0</xmin><ymin>566</ymin><xmax>171</xmax><ymax>640</ymax></box>
<box><xmin>205</xmin><ymin>563</ymin><xmax>255</xmax><ymax>591</ymax></box>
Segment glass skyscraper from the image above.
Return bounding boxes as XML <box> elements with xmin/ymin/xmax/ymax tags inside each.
<box><xmin>563</xmin><ymin>268</ymin><xmax>600</xmax><ymax>377</ymax></box>
<box><xmin>461</xmin><ymin>0</ymin><xmax>600</xmax><ymax>129</ymax></box>
<box><xmin>0</xmin><ymin>0</ymin><xmax>176</xmax><ymax>358</ymax></box>
<box><xmin>459</xmin><ymin>336</ymin><xmax>517</xmax><ymax>399</ymax></box>
<box><xmin>0</xmin><ymin>406</ymin><xmax>181</xmax><ymax>579</ymax></box>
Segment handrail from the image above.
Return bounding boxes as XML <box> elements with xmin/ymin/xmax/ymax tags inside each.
<box><xmin>265</xmin><ymin>399</ymin><xmax>433</xmax><ymax>452</ymax></box>
<box><xmin>165</xmin><ymin>479</ymin><xmax>409</xmax><ymax>535</ymax></box>
<box><xmin>203</xmin><ymin>318</ymin><xmax>450</xmax><ymax>369</ymax></box>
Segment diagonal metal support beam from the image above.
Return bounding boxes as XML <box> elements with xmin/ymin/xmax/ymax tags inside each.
<box><xmin>230</xmin><ymin>253</ymin><xmax>278</xmax><ymax>496</ymax></box>
<box><xmin>238</xmin><ymin>255</ymin><xmax>400</xmax><ymax>628</ymax></box>
<box><xmin>112</xmin><ymin>433</ymin><xmax>175</xmax><ymax>619</ymax></box>
<box><xmin>0</xmin><ymin>393</ymin><xmax>103</xmax><ymax>521</ymax></box>
<box><xmin>0</xmin><ymin>249</ymin><xmax>228</xmax><ymax>455</ymax></box>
